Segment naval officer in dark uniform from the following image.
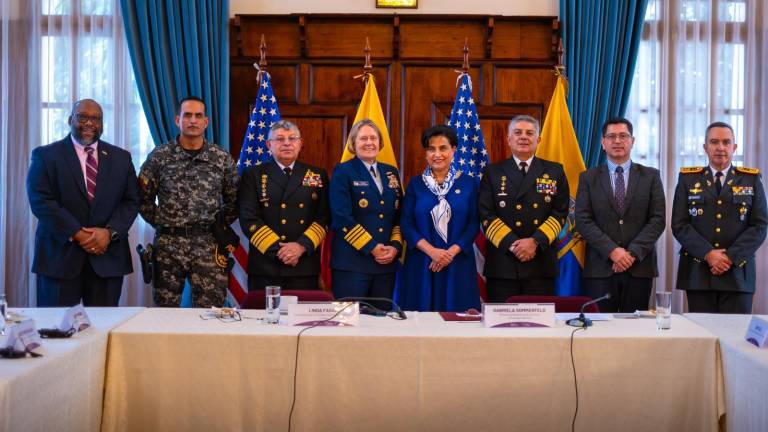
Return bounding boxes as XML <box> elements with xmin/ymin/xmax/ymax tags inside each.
<box><xmin>329</xmin><ymin>119</ymin><xmax>403</xmax><ymax>304</ymax></box>
<box><xmin>239</xmin><ymin>120</ymin><xmax>330</xmax><ymax>291</ymax></box>
<box><xmin>672</xmin><ymin>121</ymin><xmax>768</xmax><ymax>313</ymax></box>
<box><xmin>479</xmin><ymin>115</ymin><xmax>570</xmax><ymax>302</ymax></box>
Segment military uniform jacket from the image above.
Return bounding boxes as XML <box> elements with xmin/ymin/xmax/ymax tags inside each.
<box><xmin>672</xmin><ymin>165</ymin><xmax>768</xmax><ymax>293</ymax></box>
<box><xmin>575</xmin><ymin>162</ymin><xmax>666</xmax><ymax>278</ymax></box>
<box><xmin>239</xmin><ymin>161</ymin><xmax>330</xmax><ymax>277</ymax></box>
<box><xmin>329</xmin><ymin>157</ymin><xmax>403</xmax><ymax>274</ymax></box>
<box><xmin>138</xmin><ymin>139</ymin><xmax>239</xmax><ymax>228</ymax></box>
<box><xmin>478</xmin><ymin>157</ymin><xmax>569</xmax><ymax>279</ymax></box>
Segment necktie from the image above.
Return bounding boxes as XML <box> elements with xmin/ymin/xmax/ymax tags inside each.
<box><xmin>519</xmin><ymin>161</ymin><xmax>527</xmax><ymax>176</ymax></box>
<box><xmin>369</xmin><ymin>166</ymin><xmax>377</xmax><ymax>178</ymax></box>
<box><xmin>715</xmin><ymin>171</ymin><xmax>723</xmax><ymax>194</ymax></box>
<box><xmin>283</xmin><ymin>166</ymin><xmax>292</xmax><ymax>177</ymax></box>
<box><xmin>84</xmin><ymin>145</ymin><xmax>98</xmax><ymax>203</ymax></box>
<box><xmin>614</xmin><ymin>166</ymin><xmax>626</xmax><ymax>213</ymax></box>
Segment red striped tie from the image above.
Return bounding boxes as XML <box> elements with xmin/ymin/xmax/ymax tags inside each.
<box><xmin>84</xmin><ymin>145</ymin><xmax>98</xmax><ymax>203</ymax></box>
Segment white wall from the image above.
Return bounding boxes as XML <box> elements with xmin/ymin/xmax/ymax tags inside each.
<box><xmin>229</xmin><ymin>0</ymin><xmax>558</xmax><ymax>17</ymax></box>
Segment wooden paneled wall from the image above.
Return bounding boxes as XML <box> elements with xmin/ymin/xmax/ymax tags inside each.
<box><xmin>230</xmin><ymin>14</ymin><xmax>559</xmax><ymax>183</ymax></box>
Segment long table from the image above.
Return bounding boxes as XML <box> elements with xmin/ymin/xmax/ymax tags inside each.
<box><xmin>0</xmin><ymin>307</ymin><xmax>144</xmax><ymax>432</ymax></box>
<box><xmin>101</xmin><ymin>309</ymin><xmax>724</xmax><ymax>432</ymax></box>
<box><xmin>685</xmin><ymin>313</ymin><xmax>768</xmax><ymax>432</ymax></box>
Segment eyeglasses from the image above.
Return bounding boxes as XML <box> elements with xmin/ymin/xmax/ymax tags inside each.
<box><xmin>74</xmin><ymin>114</ymin><xmax>103</xmax><ymax>125</ymax></box>
<box><xmin>271</xmin><ymin>136</ymin><xmax>300</xmax><ymax>144</ymax></box>
<box><xmin>357</xmin><ymin>135</ymin><xmax>380</xmax><ymax>143</ymax></box>
<box><xmin>199</xmin><ymin>308</ymin><xmax>242</xmax><ymax>323</ymax></box>
<box><xmin>604</xmin><ymin>133</ymin><xmax>632</xmax><ymax>141</ymax></box>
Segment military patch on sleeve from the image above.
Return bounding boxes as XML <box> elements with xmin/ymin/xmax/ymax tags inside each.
<box><xmin>680</xmin><ymin>166</ymin><xmax>704</xmax><ymax>174</ymax></box>
<box><xmin>736</xmin><ymin>166</ymin><xmax>760</xmax><ymax>175</ymax></box>
<box><xmin>139</xmin><ymin>174</ymin><xmax>151</xmax><ymax>190</ymax></box>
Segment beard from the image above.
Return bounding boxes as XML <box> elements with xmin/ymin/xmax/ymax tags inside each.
<box><xmin>72</xmin><ymin>126</ymin><xmax>101</xmax><ymax>146</ymax></box>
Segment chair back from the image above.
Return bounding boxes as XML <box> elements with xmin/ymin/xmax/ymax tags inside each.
<box><xmin>505</xmin><ymin>295</ymin><xmax>600</xmax><ymax>313</ymax></box>
<box><xmin>240</xmin><ymin>290</ymin><xmax>335</xmax><ymax>309</ymax></box>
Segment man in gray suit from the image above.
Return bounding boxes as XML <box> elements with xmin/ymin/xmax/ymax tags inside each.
<box><xmin>575</xmin><ymin>117</ymin><xmax>666</xmax><ymax>312</ymax></box>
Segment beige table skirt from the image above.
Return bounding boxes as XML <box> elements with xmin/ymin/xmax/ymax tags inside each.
<box><xmin>102</xmin><ymin>309</ymin><xmax>724</xmax><ymax>432</ymax></box>
<box><xmin>0</xmin><ymin>307</ymin><xmax>144</xmax><ymax>432</ymax></box>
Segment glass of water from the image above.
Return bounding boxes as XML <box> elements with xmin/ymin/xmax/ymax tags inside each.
<box><xmin>265</xmin><ymin>286</ymin><xmax>281</xmax><ymax>324</ymax></box>
<box><xmin>655</xmin><ymin>290</ymin><xmax>672</xmax><ymax>330</ymax></box>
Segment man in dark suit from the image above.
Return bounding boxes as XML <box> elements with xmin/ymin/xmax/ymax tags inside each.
<box><xmin>239</xmin><ymin>120</ymin><xmax>330</xmax><ymax>291</ymax></box>
<box><xmin>575</xmin><ymin>117</ymin><xmax>666</xmax><ymax>312</ymax></box>
<box><xmin>672</xmin><ymin>121</ymin><xmax>768</xmax><ymax>313</ymax></box>
<box><xmin>27</xmin><ymin>99</ymin><xmax>140</xmax><ymax>306</ymax></box>
<box><xmin>479</xmin><ymin>115</ymin><xmax>570</xmax><ymax>302</ymax></box>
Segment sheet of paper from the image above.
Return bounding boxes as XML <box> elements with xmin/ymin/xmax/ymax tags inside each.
<box><xmin>555</xmin><ymin>313</ymin><xmax>614</xmax><ymax>321</ymax></box>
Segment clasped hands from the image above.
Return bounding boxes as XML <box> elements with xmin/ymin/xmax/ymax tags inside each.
<box><xmin>509</xmin><ymin>238</ymin><xmax>537</xmax><ymax>262</ymax></box>
<box><xmin>609</xmin><ymin>247</ymin><xmax>636</xmax><ymax>273</ymax></box>
<box><xmin>372</xmin><ymin>243</ymin><xmax>398</xmax><ymax>265</ymax></box>
<box><xmin>705</xmin><ymin>249</ymin><xmax>732</xmax><ymax>275</ymax></box>
<box><xmin>426</xmin><ymin>244</ymin><xmax>461</xmax><ymax>272</ymax></box>
<box><xmin>277</xmin><ymin>242</ymin><xmax>306</xmax><ymax>267</ymax></box>
<box><xmin>74</xmin><ymin>227</ymin><xmax>111</xmax><ymax>255</ymax></box>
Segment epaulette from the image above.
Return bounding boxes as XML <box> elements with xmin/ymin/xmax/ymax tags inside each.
<box><xmin>680</xmin><ymin>166</ymin><xmax>704</xmax><ymax>174</ymax></box>
<box><xmin>736</xmin><ymin>166</ymin><xmax>760</xmax><ymax>175</ymax></box>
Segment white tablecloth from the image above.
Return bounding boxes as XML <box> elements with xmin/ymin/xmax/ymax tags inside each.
<box><xmin>102</xmin><ymin>309</ymin><xmax>724</xmax><ymax>432</ymax></box>
<box><xmin>684</xmin><ymin>313</ymin><xmax>768</xmax><ymax>432</ymax></box>
<box><xmin>0</xmin><ymin>307</ymin><xmax>144</xmax><ymax>432</ymax></box>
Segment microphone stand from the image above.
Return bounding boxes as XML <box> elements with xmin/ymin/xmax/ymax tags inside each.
<box><xmin>566</xmin><ymin>293</ymin><xmax>611</xmax><ymax>328</ymax></box>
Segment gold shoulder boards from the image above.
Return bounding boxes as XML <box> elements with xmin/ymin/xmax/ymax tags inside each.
<box><xmin>736</xmin><ymin>166</ymin><xmax>760</xmax><ymax>175</ymax></box>
<box><xmin>680</xmin><ymin>166</ymin><xmax>704</xmax><ymax>174</ymax></box>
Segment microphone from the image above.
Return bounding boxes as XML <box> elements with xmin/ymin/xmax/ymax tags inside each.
<box><xmin>337</xmin><ymin>297</ymin><xmax>408</xmax><ymax>320</ymax></box>
<box><xmin>566</xmin><ymin>293</ymin><xmax>611</xmax><ymax>328</ymax></box>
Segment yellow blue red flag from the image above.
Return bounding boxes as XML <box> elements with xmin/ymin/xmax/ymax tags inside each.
<box><xmin>535</xmin><ymin>74</ymin><xmax>586</xmax><ymax>295</ymax></box>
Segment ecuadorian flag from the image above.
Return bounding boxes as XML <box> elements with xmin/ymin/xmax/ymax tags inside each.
<box><xmin>535</xmin><ymin>73</ymin><xmax>586</xmax><ymax>296</ymax></box>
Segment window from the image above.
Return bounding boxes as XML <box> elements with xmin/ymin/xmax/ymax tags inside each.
<box><xmin>626</xmin><ymin>0</ymin><xmax>748</xmax><ymax>170</ymax></box>
<box><xmin>39</xmin><ymin>0</ymin><xmax>151</xmax><ymax>164</ymax></box>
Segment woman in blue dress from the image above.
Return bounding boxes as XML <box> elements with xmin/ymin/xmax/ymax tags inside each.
<box><xmin>398</xmin><ymin>125</ymin><xmax>480</xmax><ymax>311</ymax></box>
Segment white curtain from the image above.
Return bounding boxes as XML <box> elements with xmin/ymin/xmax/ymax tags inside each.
<box><xmin>627</xmin><ymin>0</ymin><xmax>768</xmax><ymax>313</ymax></box>
<box><xmin>0</xmin><ymin>0</ymin><xmax>154</xmax><ymax>307</ymax></box>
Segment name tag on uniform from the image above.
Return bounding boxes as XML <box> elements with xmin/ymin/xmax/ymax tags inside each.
<box><xmin>746</xmin><ymin>316</ymin><xmax>768</xmax><ymax>348</ymax></box>
<box><xmin>285</xmin><ymin>302</ymin><xmax>360</xmax><ymax>326</ymax></box>
<box><xmin>353</xmin><ymin>181</ymin><xmax>369</xmax><ymax>187</ymax></box>
<box><xmin>482</xmin><ymin>303</ymin><xmax>555</xmax><ymax>328</ymax></box>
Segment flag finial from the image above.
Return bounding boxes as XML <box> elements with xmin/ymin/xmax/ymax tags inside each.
<box><xmin>462</xmin><ymin>38</ymin><xmax>470</xmax><ymax>73</ymax></box>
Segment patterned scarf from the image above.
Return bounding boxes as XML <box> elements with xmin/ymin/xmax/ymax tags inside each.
<box><xmin>422</xmin><ymin>165</ymin><xmax>457</xmax><ymax>243</ymax></box>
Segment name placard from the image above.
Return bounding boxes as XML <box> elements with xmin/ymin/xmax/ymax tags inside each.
<box><xmin>483</xmin><ymin>303</ymin><xmax>556</xmax><ymax>328</ymax></box>
<box><xmin>746</xmin><ymin>316</ymin><xmax>768</xmax><ymax>348</ymax></box>
<box><xmin>2</xmin><ymin>318</ymin><xmax>45</xmax><ymax>356</ymax></box>
<box><xmin>285</xmin><ymin>302</ymin><xmax>360</xmax><ymax>326</ymax></box>
<box><xmin>59</xmin><ymin>303</ymin><xmax>92</xmax><ymax>332</ymax></box>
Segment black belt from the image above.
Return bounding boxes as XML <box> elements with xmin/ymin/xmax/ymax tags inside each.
<box><xmin>157</xmin><ymin>225</ymin><xmax>211</xmax><ymax>236</ymax></box>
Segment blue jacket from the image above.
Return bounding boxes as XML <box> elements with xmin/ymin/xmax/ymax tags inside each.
<box><xmin>329</xmin><ymin>157</ymin><xmax>402</xmax><ymax>274</ymax></box>
<box><xmin>27</xmin><ymin>135</ymin><xmax>140</xmax><ymax>278</ymax></box>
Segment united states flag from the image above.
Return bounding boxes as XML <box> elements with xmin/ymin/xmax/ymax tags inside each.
<box><xmin>229</xmin><ymin>71</ymin><xmax>281</xmax><ymax>306</ymax></box>
<box><xmin>447</xmin><ymin>72</ymin><xmax>490</xmax><ymax>299</ymax></box>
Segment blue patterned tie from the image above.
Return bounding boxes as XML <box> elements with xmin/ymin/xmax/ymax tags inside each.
<box><xmin>614</xmin><ymin>166</ymin><xmax>626</xmax><ymax>212</ymax></box>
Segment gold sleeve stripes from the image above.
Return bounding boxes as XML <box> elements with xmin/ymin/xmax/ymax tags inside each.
<box><xmin>484</xmin><ymin>218</ymin><xmax>512</xmax><ymax>248</ymax></box>
<box><xmin>303</xmin><ymin>222</ymin><xmax>327</xmax><ymax>250</ymax></box>
<box><xmin>537</xmin><ymin>216</ymin><xmax>562</xmax><ymax>244</ymax></box>
<box><xmin>250</xmin><ymin>225</ymin><xmax>280</xmax><ymax>254</ymax></box>
<box><xmin>390</xmin><ymin>226</ymin><xmax>402</xmax><ymax>244</ymax></box>
<box><xmin>344</xmin><ymin>224</ymin><xmax>373</xmax><ymax>251</ymax></box>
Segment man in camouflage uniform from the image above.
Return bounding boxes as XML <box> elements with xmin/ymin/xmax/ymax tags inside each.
<box><xmin>672</xmin><ymin>121</ymin><xmax>768</xmax><ymax>313</ymax></box>
<box><xmin>138</xmin><ymin>96</ymin><xmax>239</xmax><ymax>307</ymax></box>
